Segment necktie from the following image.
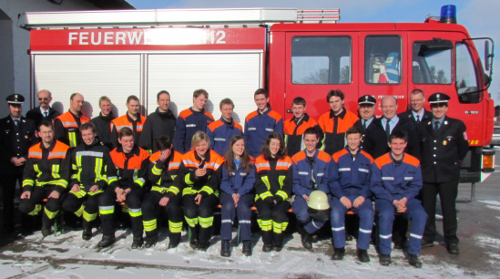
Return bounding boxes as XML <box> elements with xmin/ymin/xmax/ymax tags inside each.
<box><xmin>362</xmin><ymin>120</ymin><xmax>366</xmax><ymax>131</ymax></box>
<box><xmin>385</xmin><ymin>119</ymin><xmax>391</xmax><ymax>138</ymax></box>
<box><xmin>416</xmin><ymin>115</ymin><xmax>420</xmax><ymax>124</ymax></box>
<box><xmin>14</xmin><ymin>120</ymin><xmax>19</xmax><ymax>126</ymax></box>
<box><xmin>433</xmin><ymin>121</ymin><xmax>439</xmax><ymax>137</ymax></box>
<box><xmin>44</xmin><ymin>111</ymin><xmax>48</xmax><ymax>117</ymax></box>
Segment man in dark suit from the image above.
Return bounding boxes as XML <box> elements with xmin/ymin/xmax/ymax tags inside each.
<box><xmin>0</xmin><ymin>94</ymin><xmax>36</xmax><ymax>233</ymax></box>
<box><xmin>418</xmin><ymin>93</ymin><xmax>468</xmax><ymax>254</ymax></box>
<box><xmin>26</xmin><ymin>89</ymin><xmax>61</xmax><ymax>131</ymax></box>
<box><xmin>354</xmin><ymin>95</ymin><xmax>387</xmax><ymax>160</ymax></box>
<box><xmin>398</xmin><ymin>89</ymin><xmax>432</xmax><ymax>128</ymax></box>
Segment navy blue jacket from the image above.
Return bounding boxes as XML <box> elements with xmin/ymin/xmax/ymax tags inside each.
<box><xmin>206</xmin><ymin>117</ymin><xmax>243</xmax><ymax>156</ymax></box>
<box><xmin>220</xmin><ymin>161</ymin><xmax>256</xmax><ymax>196</ymax></box>
<box><xmin>244</xmin><ymin>106</ymin><xmax>283</xmax><ymax>158</ymax></box>
<box><xmin>173</xmin><ymin>108</ymin><xmax>214</xmax><ymax>153</ymax></box>
<box><xmin>291</xmin><ymin>149</ymin><xmax>331</xmax><ymax>197</ymax></box>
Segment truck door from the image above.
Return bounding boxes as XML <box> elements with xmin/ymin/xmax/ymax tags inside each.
<box><xmin>284</xmin><ymin>32</ymin><xmax>358</xmax><ymax>121</ymax></box>
<box><xmin>358</xmin><ymin>32</ymin><xmax>409</xmax><ymax>115</ymax></box>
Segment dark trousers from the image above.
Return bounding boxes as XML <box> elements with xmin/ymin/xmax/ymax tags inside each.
<box><xmin>98</xmin><ymin>187</ymin><xmax>145</xmax><ymax>237</ymax></box>
<box><xmin>255</xmin><ymin>198</ymin><xmax>290</xmax><ymax>245</ymax></box>
<box><xmin>183</xmin><ymin>194</ymin><xmax>219</xmax><ymax>243</ymax></box>
<box><xmin>141</xmin><ymin>191</ymin><xmax>183</xmax><ymax>240</ymax></box>
<box><xmin>220</xmin><ymin>192</ymin><xmax>253</xmax><ymax>241</ymax></box>
<box><xmin>421</xmin><ymin>180</ymin><xmax>459</xmax><ymax>244</ymax></box>
<box><xmin>62</xmin><ymin>191</ymin><xmax>101</xmax><ymax>229</ymax></box>
<box><xmin>1</xmin><ymin>168</ymin><xmax>23</xmax><ymax>229</ymax></box>
<box><xmin>19</xmin><ymin>185</ymin><xmax>66</xmax><ymax>227</ymax></box>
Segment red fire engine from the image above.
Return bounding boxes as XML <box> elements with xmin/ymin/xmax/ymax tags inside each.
<box><xmin>20</xmin><ymin>6</ymin><xmax>495</xmax><ymax>193</ymax></box>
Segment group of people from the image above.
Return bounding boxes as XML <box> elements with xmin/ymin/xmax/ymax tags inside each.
<box><xmin>0</xmin><ymin>87</ymin><xmax>468</xmax><ymax>268</ymax></box>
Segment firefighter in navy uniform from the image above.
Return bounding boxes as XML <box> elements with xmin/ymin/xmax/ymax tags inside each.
<box><xmin>254</xmin><ymin>132</ymin><xmax>292</xmax><ymax>252</ymax></box>
<box><xmin>353</xmin><ymin>95</ymin><xmax>387</xmax><ymax>159</ymax></box>
<box><xmin>418</xmin><ymin>93</ymin><xmax>468</xmax><ymax>255</ymax></box>
<box><xmin>54</xmin><ymin>93</ymin><xmax>89</xmax><ymax>148</ymax></box>
<box><xmin>62</xmin><ymin>122</ymin><xmax>113</xmax><ymax>240</ymax></box>
<box><xmin>98</xmin><ymin>127</ymin><xmax>150</xmax><ymax>249</ymax></box>
<box><xmin>141</xmin><ymin>136</ymin><xmax>184</xmax><ymax>249</ymax></box>
<box><xmin>0</xmin><ymin>94</ymin><xmax>36</xmax><ymax>233</ymax></box>
<box><xmin>19</xmin><ymin>120</ymin><xmax>70</xmax><ymax>237</ymax></box>
<box><xmin>179</xmin><ymin>131</ymin><xmax>224</xmax><ymax>251</ymax></box>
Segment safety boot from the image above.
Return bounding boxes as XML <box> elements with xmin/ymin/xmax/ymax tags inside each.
<box><xmin>220</xmin><ymin>240</ymin><xmax>230</xmax><ymax>257</ymax></box>
<box><xmin>98</xmin><ymin>234</ymin><xmax>116</xmax><ymax>248</ymax></box>
<box><xmin>198</xmin><ymin>241</ymin><xmax>210</xmax><ymax>251</ymax></box>
<box><xmin>301</xmin><ymin>231</ymin><xmax>313</xmax><ymax>250</ymax></box>
<box><xmin>262</xmin><ymin>230</ymin><xmax>273</xmax><ymax>252</ymax></box>
<box><xmin>379</xmin><ymin>254</ymin><xmax>391</xmax><ymax>266</ymax></box>
<box><xmin>242</xmin><ymin>240</ymin><xmax>252</xmax><ymax>256</ymax></box>
<box><xmin>407</xmin><ymin>254</ymin><xmax>423</xmax><ymax>268</ymax></box>
<box><xmin>168</xmin><ymin>233</ymin><xmax>181</xmax><ymax>249</ymax></box>
<box><xmin>131</xmin><ymin>236</ymin><xmax>143</xmax><ymax>249</ymax></box>
<box><xmin>189</xmin><ymin>226</ymin><xmax>199</xmax><ymax>250</ymax></box>
<box><xmin>331</xmin><ymin>247</ymin><xmax>345</xmax><ymax>261</ymax></box>
<box><xmin>144</xmin><ymin>237</ymin><xmax>158</xmax><ymax>248</ymax></box>
<box><xmin>357</xmin><ymin>249</ymin><xmax>370</xmax><ymax>263</ymax></box>
<box><xmin>82</xmin><ymin>228</ymin><xmax>92</xmax><ymax>240</ymax></box>
<box><xmin>272</xmin><ymin>232</ymin><xmax>284</xmax><ymax>252</ymax></box>
<box><xmin>41</xmin><ymin>226</ymin><xmax>51</xmax><ymax>237</ymax></box>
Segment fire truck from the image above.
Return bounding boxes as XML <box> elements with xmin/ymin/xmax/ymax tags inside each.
<box><xmin>20</xmin><ymin>6</ymin><xmax>495</xmax><ymax>195</ymax></box>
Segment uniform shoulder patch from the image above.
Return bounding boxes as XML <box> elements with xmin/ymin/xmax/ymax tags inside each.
<box><xmin>268</xmin><ymin>110</ymin><xmax>283</xmax><ymax>122</ymax></box>
<box><xmin>208</xmin><ymin>120</ymin><xmax>224</xmax><ymax>131</ymax></box>
<box><xmin>317</xmin><ymin>150</ymin><xmax>331</xmax><ymax>163</ymax></box>
<box><xmin>375</xmin><ymin>153</ymin><xmax>392</xmax><ymax>169</ymax></box>
<box><xmin>178</xmin><ymin>109</ymin><xmax>193</xmax><ymax>120</ymax></box>
<box><xmin>332</xmin><ymin>149</ymin><xmax>348</xmax><ymax>163</ymax></box>
<box><xmin>245</xmin><ymin>111</ymin><xmax>259</xmax><ymax>122</ymax></box>
<box><xmin>292</xmin><ymin>151</ymin><xmax>306</xmax><ymax>164</ymax></box>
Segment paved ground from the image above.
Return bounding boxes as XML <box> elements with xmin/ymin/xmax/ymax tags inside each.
<box><xmin>0</xmin><ymin>155</ymin><xmax>499</xmax><ymax>278</ymax></box>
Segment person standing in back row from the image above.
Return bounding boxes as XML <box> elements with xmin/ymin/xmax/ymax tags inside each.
<box><xmin>244</xmin><ymin>88</ymin><xmax>283</xmax><ymax>158</ymax></box>
<box><xmin>140</xmin><ymin>90</ymin><xmax>176</xmax><ymax>154</ymax></box>
<box><xmin>110</xmin><ymin>95</ymin><xmax>146</xmax><ymax>149</ymax></box>
<box><xmin>54</xmin><ymin>93</ymin><xmax>89</xmax><ymax>148</ymax></box>
<box><xmin>318</xmin><ymin>90</ymin><xmax>358</xmax><ymax>156</ymax></box>
<box><xmin>173</xmin><ymin>89</ymin><xmax>214</xmax><ymax>154</ymax></box>
<box><xmin>284</xmin><ymin>97</ymin><xmax>322</xmax><ymax>157</ymax></box>
<box><xmin>398</xmin><ymin>89</ymin><xmax>433</xmax><ymax>129</ymax></box>
<box><xmin>26</xmin><ymin>89</ymin><xmax>60</xmax><ymax>137</ymax></box>
<box><xmin>90</xmin><ymin>96</ymin><xmax>115</xmax><ymax>150</ymax></box>
<box><xmin>206</xmin><ymin>98</ymin><xmax>242</xmax><ymax>156</ymax></box>
<box><xmin>418</xmin><ymin>93</ymin><xmax>468</xmax><ymax>255</ymax></box>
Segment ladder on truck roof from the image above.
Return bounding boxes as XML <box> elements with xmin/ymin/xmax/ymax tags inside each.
<box><xmin>19</xmin><ymin>8</ymin><xmax>340</xmax><ymax>30</ymax></box>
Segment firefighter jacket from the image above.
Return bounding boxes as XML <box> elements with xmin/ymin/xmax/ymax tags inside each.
<box><xmin>254</xmin><ymin>155</ymin><xmax>292</xmax><ymax>203</ymax></box>
<box><xmin>70</xmin><ymin>140</ymin><xmax>113</xmax><ymax>192</ymax></box>
<box><xmin>178</xmin><ymin>149</ymin><xmax>224</xmax><ymax>196</ymax></box>
<box><xmin>354</xmin><ymin>117</ymin><xmax>387</xmax><ymax>160</ymax></box>
<box><xmin>318</xmin><ymin>109</ymin><xmax>358</xmax><ymax>156</ymax></box>
<box><xmin>110</xmin><ymin>113</ymin><xmax>147</xmax><ymax>149</ymax></box>
<box><xmin>108</xmin><ymin>145</ymin><xmax>149</xmax><ymax>191</ymax></box>
<box><xmin>0</xmin><ymin>116</ymin><xmax>36</xmax><ymax>174</ymax></box>
<box><xmin>292</xmin><ymin>149</ymin><xmax>331</xmax><ymax>197</ymax></box>
<box><xmin>284</xmin><ymin>113</ymin><xmax>322</xmax><ymax>157</ymax></box>
<box><xmin>370</xmin><ymin>152</ymin><xmax>422</xmax><ymax>202</ymax></box>
<box><xmin>54</xmin><ymin>111</ymin><xmax>90</xmax><ymax>148</ymax></box>
<box><xmin>139</xmin><ymin>108</ymin><xmax>176</xmax><ymax>154</ymax></box>
<box><xmin>173</xmin><ymin>108</ymin><xmax>214</xmax><ymax>154</ymax></box>
<box><xmin>417</xmin><ymin>116</ymin><xmax>468</xmax><ymax>183</ymax></box>
<box><xmin>90</xmin><ymin>112</ymin><xmax>114</xmax><ymax>150</ymax></box>
<box><xmin>220</xmin><ymin>160</ymin><xmax>256</xmax><ymax>197</ymax></box>
<box><xmin>148</xmin><ymin>150</ymin><xmax>183</xmax><ymax>198</ymax></box>
<box><xmin>206</xmin><ymin>117</ymin><xmax>243</xmax><ymax>156</ymax></box>
<box><xmin>22</xmin><ymin>140</ymin><xmax>71</xmax><ymax>193</ymax></box>
<box><xmin>328</xmin><ymin>147</ymin><xmax>374</xmax><ymax>199</ymax></box>
<box><xmin>244</xmin><ymin>106</ymin><xmax>284</xmax><ymax>158</ymax></box>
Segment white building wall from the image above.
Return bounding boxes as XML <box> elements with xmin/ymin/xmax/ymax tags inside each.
<box><xmin>0</xmin><ymin>0</ymin><xmax>106</xmax><ymax>109</ymax></box>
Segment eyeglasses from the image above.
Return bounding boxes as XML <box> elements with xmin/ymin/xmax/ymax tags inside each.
<box><xmin>38</xmin><ymin>97</ymin><xmax>49</xmax><ymax>101</ymax></box>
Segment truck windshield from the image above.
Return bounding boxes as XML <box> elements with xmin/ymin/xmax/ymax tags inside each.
<box><xmin>365</xmin><ymin>35</ymin><xmax>402</xmax><ymax>84</ymax></box>
<box><xmin>291</xmin><ymin>36</ymin><xmax>351</xmax><ymax>84</ymax></box>
<box><xmin>412</xmin><ymin>43</ymin><xmax>452</xmax><ymax>84</ymax></box>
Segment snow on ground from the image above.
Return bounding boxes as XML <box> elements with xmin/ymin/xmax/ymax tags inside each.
<box><xmin>0</xmin><ymin>227</ymin><xmax>493</xmax><ymax>279</ymax></box>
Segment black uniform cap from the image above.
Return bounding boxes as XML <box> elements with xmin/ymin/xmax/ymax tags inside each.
<box><xmin>6</xmin><ymin>94</ymin><xmax>24</xmax><ymax>105</ymax></box>
<box><xmin>358</xmin><ymin>95</ymin><xmax>376</xmax><ymax>106</ymax></box>
<box><xmin>428</xmin><ymin>92</ymin><xmax>450</xmax><ymax>104</ymax></box>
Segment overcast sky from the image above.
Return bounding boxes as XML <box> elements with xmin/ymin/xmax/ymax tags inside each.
<box><xmin>126</xmin><ymin>0</ymin><xmax>500</xmax><ymax>103</ymax></box>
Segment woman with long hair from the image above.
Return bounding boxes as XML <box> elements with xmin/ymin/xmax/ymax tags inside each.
<box><xmin>178</xmin><ymin>131</ymin><xmax>225</xmax><ymax>251</ymax></box>
<box><xmin>254</xmin><ymin>132</ymin><xmax>293</xmax><ymax>252</ymax></box>
<box><xmin>219</xmin><ymin>135</ymin><xmax>256</xmax><ymax>257</ymax></box>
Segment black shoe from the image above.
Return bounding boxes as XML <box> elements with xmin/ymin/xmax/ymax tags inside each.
<box><xmin>345</xmin><ymin>234</ymin><xmax>353</xmax><ymax>241</ymax></box>
<box><xmin>41</xmin><ymin>226</ymin><xmax>51</xmax><ymax>237</ymax></box>
<box><xmin>273</xmin><ymin>244</ymin><xmax>283</xmax><ymax>252</ymax></box>
<box><xmin>198</xmin><ymin>241</ymin><xmax>210</xmax><ymax>251</ymax></box>
<box><xmin>262</xmin><ymin>244</ymin><xmax>273</xmax><ymax>252</ymax></box>
<box><xmin>379</xmin><ymin>254</ymin><xmax>391</xmax><ymax>266</ymax></box>
<box><xmin>301</xmin><ymin>231</ymin><xmax>313</xmax><ymax>250</ymax></box>
<box><xmin>242</xmin><ymin>240</ymin><xmax>252</xmax><ymax>256</ymax></box>
<box><xmin>357</xmin><ymin>249</ymin><xmax>370</xmax><ymax>263</ymax></box>
<box><xmin>331</xmin><ymin>247</ymin><xmax>345</xmax><ymax>261</ymax></box>
<box><xmin>394</xmin><ymin>241</ymin><xmax>404</xmax><ymax>250</ymax></box>
<box><xmin>221</xmin><ymin>240</ymin><xmax>230</xmax><ymax>257</ymax></box>
<box><xmin>82</xmin><ymin>228</ymin><xmax>92</xmax><ymax>240</ymax></box>
<box><xmin>273</xmin><ymin>233</ymin><xmax>284</xmax><ymax>252</ymax></box>
<box><xmin>189</xmin><ymin>227</ymin><xmax>199</xmax><ymax>249</ymax></box>
<box><xmin>131</xmin><ymin>236</ymin><xmax>143</xmax><ymax>249</ymax></box>
<box><xmin>144</xmin><ymin>237</ymin><xmax>158</xmax><ymax>248</ymax></box>
<box><xmin>447</xmin><ymin>243</ymin><xmax>460</xmax><ymax>254</ymax></box>
<box><xmin>421</xmin><ymin>239</ymin><xmax>434</xmax><ymax>248</ymax></box>
<box><xmin>98</xmin><ymin>234</ymin><xmax>116</xmax><ymax>248</ymax></box>
<box><xmin>168</xmin><ymin>234</ymin><xmax>181</xmax><ymax>249</ymax></box>
<box><xmin>408</xmin><ymin>253</ymin><xmax>423</xmax><ymax>268</ymax></box>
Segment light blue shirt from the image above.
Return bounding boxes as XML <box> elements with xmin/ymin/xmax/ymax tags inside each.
<box><xmin>433</xmin><ymin>117</ymin><xmax>445</xmax><ymax>130</ymax></box>
<box><xmin>382</xmin><ymin>115</ymin><xmax>399</xmax><ymax>134</ymax></box>
<box><xmin>362</xmin><ymin>117</ymin><xmax>374</xmax><ymax>128</ymax></box>
<box><xmin>412</xmin><ymin>110</ymin><xmax>424</xmax><ymax>122</ymax></box>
